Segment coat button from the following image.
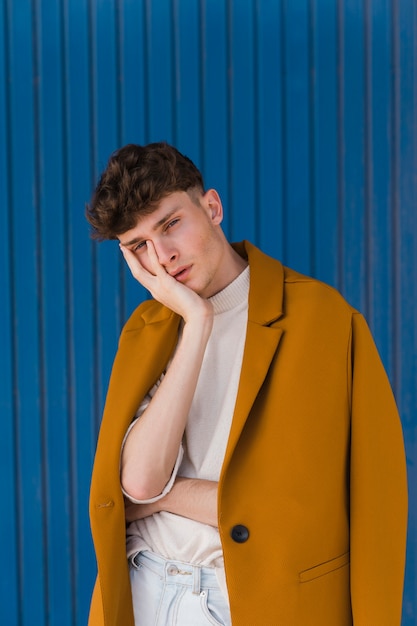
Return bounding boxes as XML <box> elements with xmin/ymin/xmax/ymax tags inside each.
<box><xmin>231</xmin><ymin>524</ymin><xmax>249</xmax><ymax>543</ymax></box>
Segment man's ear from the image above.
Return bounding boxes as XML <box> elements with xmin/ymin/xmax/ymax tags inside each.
<box><xmin>204</xmin><ymin>189</ymin><xmax>223</xmax><ymax>225</ymax></box>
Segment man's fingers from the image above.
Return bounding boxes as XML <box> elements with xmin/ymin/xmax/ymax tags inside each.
<box><xmin>120</xmin><ymin>241</ymin><xmax>163</xmax><ymax>278</ymax></box>
<box><xmin>119</xmin><ymin>244</ymin><xmax>139</xmax><ymax>272</ymax></box>
<box><xmin>120</xmin><ymin>244</ymin><xmax>152</xmax><ymax>284</ymax></box>
<box><xmin>145</xmin><ymin>240</ymin><xmax>165</xmax><ymax>276</ymax></box>
<box><xmin>119</xmin><ymin>243</ymin><xmax>170</xmax><ymax>297</ymax></box>
<box><xmin>119</xmin><ymin>241</ymin><xmax>199</xmax><ymax>317</ymax></box>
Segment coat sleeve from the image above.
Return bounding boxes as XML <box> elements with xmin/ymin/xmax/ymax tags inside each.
<box><xmin>349</xmin><ymin>313</ymin><xmax>408</xmax><ymax>625</ymax></box>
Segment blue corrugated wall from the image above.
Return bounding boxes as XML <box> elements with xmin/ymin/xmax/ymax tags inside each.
<box><xmin>0</xmin><ymin>1</ymin><xmax>416</xmax><ymax>624</ymax></box>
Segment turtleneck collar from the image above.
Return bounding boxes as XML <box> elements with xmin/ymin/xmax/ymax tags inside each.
<box><xmin>208</xmin><ymin>266</ymin><xmax>250</xmax><ymax>315</ymax></box>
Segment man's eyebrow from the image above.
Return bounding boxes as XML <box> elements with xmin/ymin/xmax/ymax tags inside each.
<box><xmin>121</xmin><ymin>235</ymin><xmax>143</xmax><ymax>247</ymax></box>
<box><xmin>152</xmin><ymin>207</ymin><xmax>179</xmax><ymax>230</ymax></box>
<box><xmin>121</xmin><ymin>207</ymin><xmax>180</xmax><ymax>246</ymax></box>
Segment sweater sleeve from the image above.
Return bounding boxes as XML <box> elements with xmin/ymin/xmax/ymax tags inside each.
<box><xmin>349</xmin><ymin>313</ymin><xmax>408</xmax><ymax>625</ymax></box>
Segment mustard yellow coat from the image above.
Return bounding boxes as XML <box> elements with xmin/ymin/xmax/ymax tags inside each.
<box><xmin>89</xmin><ymin>241</ymin><xmax>407</xmax><ymax>626</ymax></box>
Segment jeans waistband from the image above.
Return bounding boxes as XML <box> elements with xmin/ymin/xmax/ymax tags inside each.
<box><xmin>131</xmin><ymin>550</ymin><xmax>219</xmax><ymax>594</ymax></box>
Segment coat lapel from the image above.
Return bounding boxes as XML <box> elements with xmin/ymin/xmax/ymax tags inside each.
<box><xmin>222</xmin><ymin>242</ymin><xmax>285</xmax><ymax>473</ymax></box>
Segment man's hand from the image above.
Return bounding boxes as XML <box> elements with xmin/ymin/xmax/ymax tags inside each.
<box><xmin>120</xmin><ymin>240</ymin><xmax>213</xmax><ymax>324</ymax></box>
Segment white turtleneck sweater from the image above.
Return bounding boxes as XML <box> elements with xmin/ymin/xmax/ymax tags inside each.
<box><xmin>125</xmin><ymin>266</ymin><xmax>249</xmax><ymax>592</ymax></box>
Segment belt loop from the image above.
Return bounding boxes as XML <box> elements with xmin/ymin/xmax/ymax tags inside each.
<box><xmin>192</xmin><ymin>565</ymin><xmax>201</xmax><ymax>595</ymax></box>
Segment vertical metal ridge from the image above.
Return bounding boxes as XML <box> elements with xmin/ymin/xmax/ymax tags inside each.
<box><xmin>225</xmin><ymin>0</ymin><xmax>233</xmax><ymax>236</ymax></box>
<box><xmin>3</xmin><ymin>0</ymin><xmax>21</xmax><ymax>621</ymax></box>
<box><xmin>143</xmin><ymin>0</ymin><xmax>151</xmax><ymax>143</ymax></box>
<box><xmin>7</xmin><ymin>3</ymin><xmax>25</xmax><ymax>616</ymax></box>
<box><xmin>116</xmin><ymin>0</ymin><xmax>124</xmax><ymax>142</ymax></box>
<box><xmin>60</xmin><ymin>0</ymin><xmax>76</xmax><ymax>620</ymax></box>
<box><xmin>115</xmin><ymin>0</ymin><xmax>123</xmax><ymax>147</ymax></box>
<box><xmin>364</xmin><ymin>0</ymin><xmax>372</xmax><ymax>322</ymax></box>
<box><xmin>390</xmin><ymin>0</ymin><xmax>400</xmax><ymax>399</ymax></box>
<box><xmin>253</xmin><ymin>0</ymin><xmax>260</xmax><ymax>244</ymax></box>
<box><xmin>197</xmin><ymin>0</ymin><xmax>205</xmax><ymax>172</ymax></box>
<box><xmin>170</xmin><ymin>0</ymin><xmax>177</xmax><ymax>141</ymax></box>
<box><xmin>336</xmin><ymin>0</ymin><xmax>345</xmax><ymax>295</ymax></box>
<box><xmin>87</xmin><ymin>0</ymin><xmax>97</xmax><ymax>178</ymax></box>
<box><xmin>279</xmin><ymin>0</ymin><xmax>288</xmax><ymax>263</ymax></box>
<box><xmin>308</xmin><ymin>0</ymin><xmax>316</xmax><ymax>276</ymax></box>
<box><xmin>31</xmin><ymin>0</ymin><xmax>50</xmax><ymax>620</ymax></box>
<box><xmin>115</xmin><ymin>0</ymin><xmax>126</xmax><ymax>327</ymax></box>
<box><xmin>86</xmin><ymin>0</ymin><xmax>101</xmax><ymax>435</ymax></box>
<box><xmin>172</xmin><ymin>0</ymin><xmax>179</xmax><ymax>146</ymax></box>
<box><xmin>198</xmin><ymin>0</ymin><xmax>207</xmax><ymax>174</ymax></box>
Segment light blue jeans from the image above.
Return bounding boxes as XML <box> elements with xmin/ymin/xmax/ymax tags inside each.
<box><xmin>129</xmin><ymin>551</ymin><xmax>232</xmax><ymax>626</ymax></box>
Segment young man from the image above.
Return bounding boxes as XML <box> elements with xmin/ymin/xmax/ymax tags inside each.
<box><xmin>87</xmin><ymin>142</ymin><xmax>407</xmax><ymax>626</ymax></box>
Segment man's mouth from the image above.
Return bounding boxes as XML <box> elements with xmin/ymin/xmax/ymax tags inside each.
<box><xmin>172</xmin><ymin>266</ymin><xmax>191</xmax><ymax>281</ymax></box>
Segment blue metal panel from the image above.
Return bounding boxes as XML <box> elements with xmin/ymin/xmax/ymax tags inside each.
<box><xmin>366</xmin><ymin>0</ymin><xmax>394</xmax><ymax>375</ymax></box>
<box><xmin>119</xmin><ymin>0</ymin><xmax>147</xmax><ymax>146</ymax></box>
<box><xmin>146</xmin><ymin>0</ymin><xmax>175</xmax><ymax>142</ymax></box>
<box><xmin>118</xmin><ymin>0</ymin><xmax>150</xmax><ymax>317</ymax></box>
<box><xmin>256</xmin><ymin>0</ymin><xmax>284</xmax><ymax>259</ymax></box>
<box><xmin>394</xmin><ymin>1</ymin><xmax>417</xmax><ymax>621</ymax></box>
<box><xmin>63</xmin><ymin>0</ymin><xmax>98</xmax><ymax>620</ymax></box>
<box><xmin>200</xmin><ymin>0</ymin><xmax>229</xmax><ymax>208</ymax></box>
<box><xmin>310</xmin><ymin>0</ymin><xmax>339</xmax><ymax>287</ymax></box>
<box><xmin>35</xmin><ymin>0</ymin><xmax>74</xmax><ymax>623</ymax></box>
<box><xmin>173</xmin><ymin>0</ymin><xmax>202</xmax><ymax>156</ymax></box>
<box><xmin>282</xmin><ymin>0</ymin><xmax>312</xmax><ymax>274</ymax></box>
<box><xmin>1</xmin><ymin>1</ymin><xmax>416</xmax><ymax>624</ymax></box>
<box><xmin>340</xmin><ymin>0</ymin><xmax>367</xmax><ymax>312</ymax></box>
<box><xmin>228</xmin><ymin>0</ymin><xmax>257</xmax><ymax>243</ymax></box>
<box><xmin>0</xmin><ymin>2</ymin><xmax>20</xmax><ymax>623</ymax></box>
<box><xmin>6</xmin><ymin>0</ymin><xmax>47</xmax><ymax>624</ymax></box>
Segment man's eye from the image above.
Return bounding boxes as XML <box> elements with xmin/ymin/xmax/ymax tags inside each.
<box><xmin>133</xmin><ymin>241</ymin><xmax>146</xmax><ymax>252</ymax></box>
<box><xmin>166</xmin><ymin>218</ymin><xmax>179</xmax><ymax>230</ymax></box>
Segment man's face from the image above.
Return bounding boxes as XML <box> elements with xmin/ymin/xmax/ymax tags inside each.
<box><xmin>118</xmin><ymin>189</ymin><xmax>230</xmax><ymax>298</ymax></box>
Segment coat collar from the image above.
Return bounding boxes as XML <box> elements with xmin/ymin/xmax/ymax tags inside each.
<box><xmin>233</xmin><ymin>240</ymin><xmax>284</xmax><ymax>326</ymax></box>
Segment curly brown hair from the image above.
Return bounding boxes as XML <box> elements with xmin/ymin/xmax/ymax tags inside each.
<box><xmin>86</xmin><ymin>142</ymin><xmax>205</xmax><ymax>240</ymax></box>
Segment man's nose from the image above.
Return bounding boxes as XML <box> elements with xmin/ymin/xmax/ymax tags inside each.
<box><xmin>154</xmin><ymin>241</ymin><xmax>177</xmax><ymax>267</ymax></box>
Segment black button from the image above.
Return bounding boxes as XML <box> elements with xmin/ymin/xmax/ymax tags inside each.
<box><xmin>231</xmin><ymin>524</ymin><xmax>249</xmax><ymax>543</ymax></box>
